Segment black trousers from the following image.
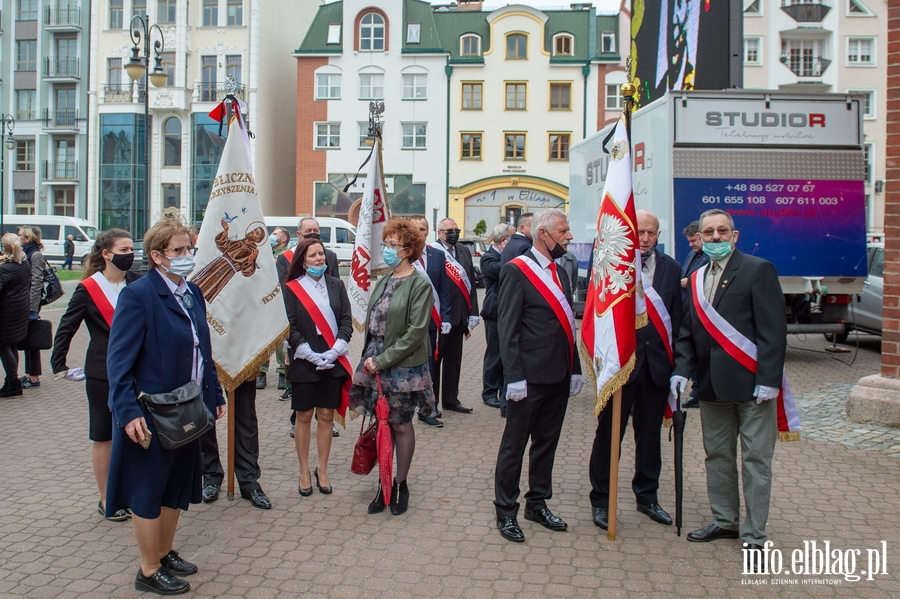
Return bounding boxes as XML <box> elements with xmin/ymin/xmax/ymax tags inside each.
<box><xmin>481</xmin><ymin>318</ymin><xmax>503</xmax><ymax>403</ymax></box>
<box><xmin>0</xmin><ymin>345</ymin><xmax>18</xmax><ymax>379</ymax></box>
<box><xmin>200</xmin><ymin>379</ymin><xmax>262</xmax><ymax>494</ymax></box>
<box><xmin>427</xmin><ymin>327</ymin><xmax>438</xmax><ymax>392</ymax></box>
<box><xmin>588</xmin><ymin>358</ymin><xmax>669</xmax><ymax>508</ymax></box>
<box><xmin>434</xmin><ymin>323</ymin><xmax>466</xmax><ymax>408</ymax></box>
<box><xmin>494</xmin><ymin>380</ymin><xmax>569</xmax><ymax>517</ymax></box>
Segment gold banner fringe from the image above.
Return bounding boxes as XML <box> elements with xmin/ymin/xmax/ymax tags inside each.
<box><xmin>635</xmin><ymin>311</ymin><xmax>649</xmax><ymax>329</ymax></box>
<box><xmin>215</xmin><ymin>326</ymin><xmax>289</xmax><ymax>394</ymax></box>
<box><xmin>778</xmin><ymin>430</ymin><xmax>801</xmax><ymax>442</ymax></box>
<box><xmin>662</xmin><ymin>417</ymin><xmax>673</xmax><ymax>428</ymax></box>
<box><xmin>577</xmin><ymin>341</ymin><xmax>597</xmax><ymax>389</ymax></box>
<box><xmin>593</xmin><ymin>353</ymin><xmax>636</xmax><ymax>416</ymax></box>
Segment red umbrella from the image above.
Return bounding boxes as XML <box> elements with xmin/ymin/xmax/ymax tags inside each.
<box><xmin>374</xmin><ymin>374</ymin><xmax>393</xmax><ymax>505</ymax></box>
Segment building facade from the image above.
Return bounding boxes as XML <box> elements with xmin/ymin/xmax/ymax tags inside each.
<box><xmin>743</xmin><ymin>0</ymin><xmax>887</xmax><ymax>240</ymax></box>
<box><xmin>2</xmin><ymin>0</ymin><xmax>91</xmax><ymax>219</ymax></box>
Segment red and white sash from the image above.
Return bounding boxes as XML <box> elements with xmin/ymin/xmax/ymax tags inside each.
<box><xmin>509</xmin><ymin>255</ymin><xmax>575</xmax><ymax>368</ymax></box>
<box><xmin>285</xmin><ymin>276</ymin><xmax>352</xmax><ymax>424</ymax></box>
<box><xmin>413</xmin><ymin>257</ymin><xmax>442</xmax><ymax>359</ymax></box>
<box><xmin>80</xmin><ymin>272</ymin><xmax>121</xmax><ymax>328</ymax></box>
<box><xmin>281</xmin><ymin>248</ymin><xmax>294</xmax><ymax>265</ymax></box>
<box><xmin>430</xmin><ymin>243</ymin><xmax>471</xmax><ymax>311</ymax></box>
<box><xmin>689</xmin><ymin>265</ymin><xmax>801</xmax><ymax>439</ymax></box>
<box><xmin>641</xmin><ymin>274</ymin><xmax>679</xmax><ymax>420</ymax></box>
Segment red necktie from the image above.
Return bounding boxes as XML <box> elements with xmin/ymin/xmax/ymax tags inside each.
<box><xmin>549</xmin><ymin>263</ymin><xmax>563</xmax><ymax>292</ymax></box>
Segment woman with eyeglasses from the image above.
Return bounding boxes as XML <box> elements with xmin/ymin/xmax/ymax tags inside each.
<box><xmin>0</xmin><ymin>233</ymin><xmax>31</xmax><ymax>398</ymax></box>
<box><xmin>349</xmin><ymin>218</ymin><xmax>438</xmax><ymax>516</ymax></box>
<box><xmin>106</xmin><ymin>219</ymin><xmax>226</xmax><ymax>596</ymax></box>
<box><xmin>17</xmin><ymin>226</ymin><xmax>47</xmax><ymax>389</ymax></box>
<box><xmin>51</xmin><ymin>229</ymin><xmax>139</xmax><ymax>522</ymax></box>
<box><xmin>282</xmin><ymin>238</ymin><xmax>352</xmax><ymax>496</ymax></box>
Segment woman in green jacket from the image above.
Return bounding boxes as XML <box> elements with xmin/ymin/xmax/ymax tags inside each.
<box><xmin>349</xmin><ymin>218</ymin><xmax>437</xmax><ymax>516</ymax></box>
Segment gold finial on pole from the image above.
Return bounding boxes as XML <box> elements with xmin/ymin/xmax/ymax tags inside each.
<box><xmin>621</xmin><ymin>55</ymin><xmax>636</xmax><ymax>113</ymax></box>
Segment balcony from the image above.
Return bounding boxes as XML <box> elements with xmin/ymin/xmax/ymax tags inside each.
<box><xmin>196</xmin><ymin>82</ymin><xmax>246</xmax><ymax>102</ymax></box>
<box><xmin>104</xmin><ymin>83</ymin><xmax>133</xmax><ymax>103</ymax></box>
<box><xmin>44</xmin><ymin>4</ymin><xmax>82</xmax><ymax>30</ymax></box>
<box><xmin>43</xmin><ymin>108</ymin><xmax>80</xmax><ymax>129</ymax></box>
<box><xmin>44</xmin><ymin>57</ymin><xmax>80</xmax><ymax>80</ymax></box>
<box><xmin>783</xmin><ymin>55</ymin><xmax>831</xmax><ymax>77</ymax></box>
<box><xmin>781</xmin><ymin>0</ymin><xmax>830</xmax><ymax>23</ymax></box>
<box><xmin>44</xmin><ymin>160</ymin><xmax>78</xmax><ymax>181</ymax></box>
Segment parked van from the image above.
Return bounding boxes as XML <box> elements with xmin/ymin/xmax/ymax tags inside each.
<box><xmin>1</xmin><ymin>215</ymin><xmax>100</xmax><ymax>266</ymax></box>
<box><xmin>263</xmin><ymin>216</ymin><xmax>356</xmax><ymax>264</ymax></box>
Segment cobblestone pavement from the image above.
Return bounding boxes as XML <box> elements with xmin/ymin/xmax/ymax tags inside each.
<box><xmin>1</xmin><ymin>303</ymin><xmax>898</xmax><ymax>598</ymax></box>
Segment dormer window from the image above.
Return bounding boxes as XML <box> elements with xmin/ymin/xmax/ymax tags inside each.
<box><xmin>600</xmin><ymin>32</ymin><xmax>616</xmax><ymax>54</ymax></box>
<box><xmin>506</xmin><ymin>34</ymin><xmax>527</xmax><ymax>59</ymax></box>
<box><xmin>461</xmin><ymin>34</ymin><xmax>481</xmax><ymax>56</ymax></box>
<box><xmin>327</xmin><ymin>24</ymin><xmax>341</xmax><ymax>45</ymax></box>
<box><xmin>360</xmin><ymin>12</ymin><xmax>385</xmax><ymax>51</ymax></box>
<box><xmin>554</xmin><ymin>34</ymin><xmax>573</xmax><ymax>56</ymax></box>
<box><xmin>407</xmin><ymin>23</ymin><xmax>421</xmax><ymax>44</ymax></box>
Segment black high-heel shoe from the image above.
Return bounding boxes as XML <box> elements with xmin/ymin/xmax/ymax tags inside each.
<box><xmin>314</xmin><ymin>467</ymin><xmax>332</xmax><ymax>495</ymax></box>
<box><xmin>298</xmin><ymin>472</ymin><xmax>313</xmax><ymax>497</ymax></box>
<box><xmin>390</xmin><ymin>479</ymin><xmax>409</xmax><ymax>516</ymax></box>
<box><xmin>367</xmin><ymin>483</ymin><xmax>385</xmax><ymax>514</ymax></box>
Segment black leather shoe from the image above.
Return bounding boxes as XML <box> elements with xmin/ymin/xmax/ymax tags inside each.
<box><xmin>497</xmin><ymin>515</ymin><xmax>525</xmax><ymax>542</ymax></box>
<box><xmin>637</xmin><ymin>503</ymin><xmax>673</xmax><ymax>526</ymax></box>
<box><xmin>524</xmin><ymin>507</ymin><xmax>568</xmax><ymax>531</ymax></box>
<box><xmin>160</xmin><ymin>550</ymin><xmax>198</xmax><ymax>576</ymax></box>
<box><xmin>687</xmin><ymin>523</ymin><xmax>740</xmax><ymax>542</ymax></box>
<box><xmin>134</xmin><ymin>567</ymin><xmax>190</xmax><ymax>595</ymax></box>
<box><xmin>744</xmin><ymin>543</ymin><xmax>764</xmax><ymax>573</ymax></box>
<box><xmin>592</xmin><ymin>507</ymin><xmax>609</xmax><ymax>530</ymax></box>
<box><xmin>241</xmin><ymin>489</ymin><xmax>272</xmax><ymax>510</ymax></box>
<box><xmin>444</xmin><ymin>403</ymin><xmax>473</xmax><ymax>414</ymax></box>
<box><xmin>256</xmin><ymin>373</ymin><xmax>267</xmax><ymax>389</ymax></box>
<box><xmin>277</xmin><ymin>374</ymin><xmax>286</xmax><ymax>390</ymax></box>
<box><xmin>314</xmin><ymin>468</ymin><xmax>332</xmax><ymax>495</ymax></box>
<box><xmin>368</xmin><ymin>485</ymin><xmax>385</xmax><ymax>514</ymax></box>
<box><xmin>417</xmin><ymin>413</ymin><xmax>443</xmax><ymax>427</ymax></box>
<box><xmin>201</xmin><ymin>484</ymin><xmax>219</xmax><ymax>503</ymax></box>
<box><xmin>390</xmin><ymin>479</ymin><xmax>409</xmax><ymax>515</ymax></box>
<box><xmin>483</xmin><ymin>397</ymin><xmax>500</xmax><ymax>408</ymax></box>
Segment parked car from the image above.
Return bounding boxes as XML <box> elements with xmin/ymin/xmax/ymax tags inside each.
<box><xmin>458</xmin><ymin>238</ymin><xmax>485</xmax><ymax>288</ymax></box>
<box><xmin>826</xmin><ymin>241</ymin><xmax>882</xmax><ymax>343</ymax></box>
<box><xmin>265</xmin><ymin>216</ymin><xmax>356</xmax><ymax>265</ymax></box>
<box><xmin>1</xmin><ymin>215</ymin><xmax>100</xmax><ymax>266</ymax></box>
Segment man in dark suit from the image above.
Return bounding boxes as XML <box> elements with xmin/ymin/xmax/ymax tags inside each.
<box><xmin>678</xmin><ymin>220</ymin><xmax>709</xmax><ymax>408</ymax></box>
<box><xmin>433</xmin><ymin>218</ymin><xmax>479</xmax><ymax>414</ymax></box>
<box><xmin>671</xmin><ymin>209</ymin><xmax>786</xmax><ymax>566</ymax></box>
<box><xmin>589</xmin><ymin>210</ymin><xmax>682</xmax><ymax>531</ymax></box>
<box><xmin>500</xmin><ymin>212</ymin><xmax>533</xmax><ymax>265</ymax></box>
<box><xmin>409</xmin><ymin>215</ymin><xmax>452</xmax><ymax>427</ymax></box>
<box><xmin>480</xmin><ymin>224</ymin><xmax>513</xmax><ymax>409</ymax></box>
<box><xmin>494</xmin><ymin>209</ymin><xmax>582</xmax><ymax>543</ymax></box>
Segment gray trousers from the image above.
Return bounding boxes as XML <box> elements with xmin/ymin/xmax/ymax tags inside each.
<box><xmin>699</xmin><ymin>398</ymin><xmax>776</xmax><ymax>544</ymax></box>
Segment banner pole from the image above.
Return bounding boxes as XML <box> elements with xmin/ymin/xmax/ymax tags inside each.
<box><xmin>607</xmin><ymin>388</ymin><xmax>622</xmax><ymax>541</ymax></box>
<box><xmin>226</xmin><ymin>388</ymin><xmax>235</xmax><ymax>499</ymax></box>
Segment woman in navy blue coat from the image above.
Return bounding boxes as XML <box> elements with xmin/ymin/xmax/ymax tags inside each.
<box><xmin>106</xmin><ymin>219</ymin><xmax>226</xmax><ymax>596</ymax></box>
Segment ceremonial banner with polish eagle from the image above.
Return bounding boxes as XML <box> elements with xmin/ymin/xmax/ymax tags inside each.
<box><xmin>348</xmin><ymin>138</ymin><xmax>389</xmax><ymax>329</ymax></box>
<box><xmin>189</xmin><ymin>100</ymin><xmax>288</xmax><ymax>392</ymax></box>
<box><xmin>580</xmin><ymin>116</ymin><xmax>647</xmax><ymax>415</ymax></box>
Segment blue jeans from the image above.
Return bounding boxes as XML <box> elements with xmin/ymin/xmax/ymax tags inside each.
<box><xmin>62</xmin><ymin>256</ymin><xmax>73</xmax><ymax>270</ymax></box>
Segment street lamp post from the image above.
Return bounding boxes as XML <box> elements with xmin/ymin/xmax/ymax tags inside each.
<box><xmin>125</xmin><ymin>16</ymin><xmax>167</xmax><ymax>235</ymax></box>
<box><xmin>0</xmin><ymin>115</ymin><xmax>17</xmax><ymax>235</ymax></box>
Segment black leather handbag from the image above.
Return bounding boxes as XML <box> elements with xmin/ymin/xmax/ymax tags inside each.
<box><xmin>139</xmin><ymin>381</ymin><xmax>214</xmax><ymax>450</ymax></box>
<box><xmin>19</xmin><ymin>319</ymin><xmax>53</xmax><ymax>351</ymax></box>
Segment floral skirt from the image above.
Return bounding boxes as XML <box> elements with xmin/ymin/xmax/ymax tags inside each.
<box><xmin>349</xmin><ymin>335</ymin><xmax>437</xmax><ymax>425</ymax></box>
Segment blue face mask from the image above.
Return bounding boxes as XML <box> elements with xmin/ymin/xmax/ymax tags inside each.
<box><xmin>383</xmin><ymin>247</ymin><xmax>403</xmax><ymax>268</ymax></box>
<box><xmin>268</xmin><ymin>234</ymin><xmax>279</xmax><ymax>248</ymax></box>
<box><xmin>306</xmin><ymin>263</ymin><xmax>326</xmax><ymax>278</ymax></box>
<box><xmin>702</xmin><ymin>241</ymin><xmax>734</xmax><ymax>261</ymax></box>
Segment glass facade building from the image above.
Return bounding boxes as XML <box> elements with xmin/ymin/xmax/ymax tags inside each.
<box><xmin>98</xmin><ymin>114</ymin><xmax>146</xmax><ymax>234</ymax></box>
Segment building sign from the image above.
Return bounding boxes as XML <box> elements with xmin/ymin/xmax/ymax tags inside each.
<box><xmin>464</xmin><ymin>187</ymin><xmax>566</xmax><ymax>237</ymax></box>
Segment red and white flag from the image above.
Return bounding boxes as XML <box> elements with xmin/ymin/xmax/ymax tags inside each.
<box><xmin>348</xmin><ymin>139</ymin><xmax>389</xmax><ymax>329</ymax></box>
<box><xmin>580</xmin><ymin>116</ymin><xmax>647</xmax><ymax>415</ymax></box>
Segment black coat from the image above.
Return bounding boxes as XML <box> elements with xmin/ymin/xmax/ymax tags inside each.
<box><xmin>0</xmin><ymin>260</ymin><xmax>32</xmax><ymax>348</ymax></box>
<box><xmin>479</xmin><ymin>246</ymin><xmax>501</xmax><ymax>320</ymax></box>
<box><xmin>283</xmin><ymin>275</ymin><xmax>352</xmax><ymax>383</ymax></box>
<box><xmin>51</xmin><ymin>271</ymin><xmax>141</xmax><ymax>380</ymax></box>
<box><xmin>435</xmin><ymin>241</ymin><xmax>479</xmax><ymax>326</ymax></box>
<box><xmin>500</xmin><ymin>233</ymin><xmax>532</xmax><ymax>265</ymax></box>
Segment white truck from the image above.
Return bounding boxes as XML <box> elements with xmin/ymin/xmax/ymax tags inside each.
<box><xmin>569</xmin><ymin>90</ymin><xmax>868</xmax><ymax>335</ymax></box>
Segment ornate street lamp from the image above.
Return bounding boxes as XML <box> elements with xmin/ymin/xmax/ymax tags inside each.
<box><xmin>0</xmin><ymin>115</ymin><xmax>17</xmax><ymax>234</ymax></box>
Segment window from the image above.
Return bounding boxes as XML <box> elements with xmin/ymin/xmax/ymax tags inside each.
<box><xmin>315</xmin><ymin>123</ymin><xmax>340</xmax><ymax>148</ymax></box>
<box><xmin>327</xmin><ymin>24</ymin><xmax>341</xmax><ymax>45</ymax></box>
<box><xmin>744</xmin><ymin>37</ymin><xmax>761</xmax><ymax>64</ymax></box>
<box><xmin>744</xmin><ymin>0</ymin><xmax>761</xmax><ymax>14</ymax></box>
<box><xmin>863</xmin><ymin>142</ymin><xmax>873</xmax><ymax>184</ymax></box>
<box><xmin>228</xmin><ymin>0</ymin><xmax>242</xmax><ymax>26</ymax></box>
<box><xmin>550</xmin><ymin>83</ymin><xmax>571</xmax><ymax>110</ymax></box>
<box><xmin>133</xmin><ymin>0</ymin><xmax>147</xmax><ymax>20</ymax></box>
<box><xmin>158</xmin><ymin>0</ymin><xmax>176</xmax><ymax>24</ymax></box>
<box><xmin>554</xmin><ymin>35</ymin><xmax>573</xmax><ymax>56</ymax></box>
<box><xmin>600</xmin><ymin>32</ymin><xmax>616</xmax><ymax>54</ymax></box>
<box><xmin>847</xmin><ymin>38</ymin><xmax>874</xmax><ymax>65</ymax></box>
<box><xmin>505</xmin><ymin>134</ymin><xmax>526</xmax><ymax>160</ymax></box>
<box><xmin>407</xmin><ymin>23</ymin><xmax>420</xmax><ymax>44</ymax></box>
<box><xmin>17</xmin><ymin>0</ymin><xmax>38</xmax><ymax>20</ymax></box>
<box><xmin>505</xmin><ymin>83</ymin><xmax>526</xmax><ymax>110</ymax></box>
<box><xmin>203</xmin><ymin>0</ymin><xmax>217</xmax><ymax>26</ymax></box>
<box><xmin>360</xmin><ymin>13</ymin><xmax>385</xmax><ymax>51</ymax></box>
<box><xmin>506</xmin><ymin>34</ymin><xmax>527</xmax><ymax>59</ymax></box>
<box><xmin>56</xmin><ymin>36</ymin><xmax>78</xmax><ymax>76</ymax></box>
<box><xmin>848</xmin><ymin>0</ymin><xmax>873</xmax><ymax>15</ymax></box>
<box><xmin>161</xmin><ymin>52</ymin><xmax>176</xmax><ymax>86</ymax></box>
<box><xmin>461</xmin><ymin>83</ymin><xmax>482</xmax><ymax>109</ymax></box>
<box><xmin>461</xmin><ymin>34</ymin><xmax>480</xmax><ymax>56</ymax></box>
<box><xmin>606</xmin><ymin>83</ymin><xmax>624</xmax><ymax>110</ymax></box>
<box><xmin>110</xmin><ymin>0</ymin><xmax>124</xmax><ymax>29</ymax></box>
<box><xmin>549</xmin><ymin>133</ymin><xmax>570</xmax><ymax>161</ymax></box>
<box><xmin>461</xmin><ymin>133</ymin><xmax>482</xmax><ymax>160</ymax></box>
<box><xmin>16</xmin><ymin>140</ymin><xmax>35</xmax><ymax>171</ymax></box>
<box><xmin>201</xmin><ymin>55</ymin><xmax>217</xmax><ymax>100</ymax></box>
<box><xmin>108</xmin><ymin>58</ymin><xmax>123</xmax><ymax>87</ymax></box>
<box><xmin>14</xmin><ymin>190</ymin><xmax>36</xmax><ymax>215</ymax></box>
<box><xmin>54</xmin><ymin>138</ymin><xmax>76</xmax><ymax>179</ymax></box>
<box><xmin>54</xmin><ymin>190</ymin><xmax>76</xmax><ymax>217</ymax></box>
<box><xmin>56</xmin><ymin>86</ymin><xmax>77</xmax><ymax>127</ymax></box>
<box><xmin>358</xmin><ymin>122</ymin><xmax>371</xmax><ymax>148</ymax></box>
<box><xmin>847</xmin><ymin>89</ymin><xmax>875</xmax><ymax>119</ymax></box>
<box><xmin>782</xmin><ymin>39</ymin><xmax>825</xmax><ymax>76</ymax></box>
<box><xmin>164</xmin><ymin>117</ymin><xmax>182</xmax><ymax>166</ymax></box>
<box><xmin>163</xmin><ymin>184</ymin><xmax>181</xmax><ymax>209</ymax></box>
<box><xmin>15</xmin><ymin>90</ymin><xmax>36</xmax><ymax>121</ymax></box>
<box><xmin>17</xmin><ymin>40</ymin><xmax>37</xmax><ymax>71</ymax></box>
<box><xmin>359</xmin><ymin>73</ymin><xmax>384</xmax><ymax>100</ymax></box>
<box><xmin>402</xmin><ymin>74</ymin><xmax>427</xmax><ymax>100</ymax></box>
<box><xmin>226</xmin><ymin>55</ymin><xmax>242</xmax><ymax>83</ymax></box>
<box><xmin>316</xmin><ymin>73</ymin><xmax>341</xmax><ymax>99</ymax></box>
<box><xmin>401</xmin><ymin>123</ymin><xmax>427</xmax><ymax>149</ymax></box>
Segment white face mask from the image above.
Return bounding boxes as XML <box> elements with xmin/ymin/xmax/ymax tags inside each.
<box><xmin>163</xmin><ymin>255</ymin><xmax>195</xmax><ymax>277</ymax></box>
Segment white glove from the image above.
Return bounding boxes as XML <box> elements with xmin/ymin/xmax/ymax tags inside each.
<box><xmin>440</xmin><ymin>322</ymin><xmax>451</xmax><ymax>335</ymax></box>
<box><xmin>320</xmin><ymin>349</ymin><xmax>340</xmax><ymax>364</ymax></box>
<box><xmin>316</xmin><ymin>360</ymin><xmax>336</xmax><ymax>371</ymax></box>
<box><xmin>332</xmin><ymin>338</ymin><xmax>348</xmax><ymax>356</ymax></box>
<box><xmin>468</xmin><ymin>316</ymin><xmax>480</xmax><ymax>330</ymax></box>
<box><xmin>506</xmin><ymin>380</ymin><xmax>527</xmax><ymax>402</ymax></box>
<box><xmin>670</xmin><ymin>375</ymin><xmax>688</xmax><ymax>397</ymax></box>
<box><xmin>569</xmin><ymin>374</ymin><xmax>583</xmax><ymax>397</ymax></box>
<box><xmin>753</xmin><ymin>385</ymin><xmax>780</xmax><ymax>404</ymax></box>
<box><xmin>294</xmin><ymin>342</ymin><xmax>323</xmax><ymax>365</ymax></box>
<box><xmin>57</xmin><ymin>367</ymin><xmax>85</xmax><ymax>382</ymax></box>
